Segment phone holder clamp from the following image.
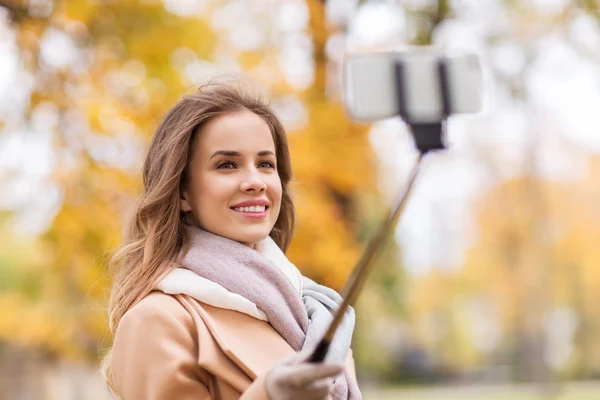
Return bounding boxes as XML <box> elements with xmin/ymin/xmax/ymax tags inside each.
<box><xmin>394</xmin><ymin>57</ymin><xmax>452</xmax><ymax>155</ymax></box>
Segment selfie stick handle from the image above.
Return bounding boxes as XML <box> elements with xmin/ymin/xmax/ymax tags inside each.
<box><xmin>309</xmin><ymin>57</ymin><xmax>451</xmax><ymax>363</ymax></box>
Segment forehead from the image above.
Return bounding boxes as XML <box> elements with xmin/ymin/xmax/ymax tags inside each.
<box><xmin>197</xmin><ymin>110</ymin><xmax>275</xmax><ymax>153</ymax></box>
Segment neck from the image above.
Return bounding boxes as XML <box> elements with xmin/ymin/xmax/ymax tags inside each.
<box><xmin>241</xmin><ymin>242</ymin><xmax>256</xmax><ymax>250</ymax></box>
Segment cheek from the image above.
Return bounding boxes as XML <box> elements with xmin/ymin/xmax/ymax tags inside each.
<box><xmin>195</xmin><ymin>177</ymin><xmax>231</xmax><ymax>210</ymax></box>
<box><xmin>269</xmin><ymin>177</ymin><xmax>283</xmax><ymax>207</ymax></box>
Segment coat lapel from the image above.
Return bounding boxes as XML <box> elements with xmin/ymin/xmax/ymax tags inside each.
<box><xmin>178</xmin><ymin>295</ymin><xmax>295</xmax><ymax>381</ymax></box>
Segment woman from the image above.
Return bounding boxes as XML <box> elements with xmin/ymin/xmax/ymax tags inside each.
<box><xmin>102</xmin><ymin>79</ymin><xmax>361</xmax><ymax>400</ymax></box>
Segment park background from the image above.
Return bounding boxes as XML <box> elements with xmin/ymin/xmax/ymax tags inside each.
<box><xmin>1</xmin><ymin>0</ymin><xmax>600</xmax><ymax>399</ymax></box>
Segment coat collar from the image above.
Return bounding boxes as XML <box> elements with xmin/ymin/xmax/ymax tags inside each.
<box><xmin>177</xmin><ymin>294</ymin><xmax>295</xmax><ymax>386</ymax></box>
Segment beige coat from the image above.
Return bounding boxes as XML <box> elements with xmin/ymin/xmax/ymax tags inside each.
<box><xmin>111</xmin><ymin>291</ymin><xmax>357</xmax><ymax>399</ymax></box>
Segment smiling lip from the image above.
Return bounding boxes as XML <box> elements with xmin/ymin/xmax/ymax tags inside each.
<box><xmin>230</xmin><ymin>199</ymin><xmax>269</xmax><ymax>208</ymax></box>
<box><xmin>230</xmin><ymin>199</ymin><xmax>269</xmax><ymax>219</ymax></box>
<box><xmin>231</xmin><ymin>208</ymin><xmax>269</xmax><ymax>219</ymax></box>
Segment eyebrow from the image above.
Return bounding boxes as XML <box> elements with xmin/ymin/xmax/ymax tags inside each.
<box><xmin>209</xmin><ymin>150</ymin><xmax>275</xmax><ymax>160</ymax></box>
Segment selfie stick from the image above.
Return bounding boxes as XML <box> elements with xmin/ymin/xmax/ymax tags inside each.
<box><xmin>308</xmin><ymin>58</ymin><xmax>453</xmax><ymax>363</ymax></box>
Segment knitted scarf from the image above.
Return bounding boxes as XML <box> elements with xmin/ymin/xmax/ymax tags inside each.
<box><xmin>180</xmin><ymin>225</ymin><xmax>362</xmax><ymax>400</ymax></box>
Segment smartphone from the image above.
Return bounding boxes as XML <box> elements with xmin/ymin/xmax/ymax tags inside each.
<box><xmin>343</xmin><ymin>47</ymin><xmax>483</xmax><ymax>123</ymax></box>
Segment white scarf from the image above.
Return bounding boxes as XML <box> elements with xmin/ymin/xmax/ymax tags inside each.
<box><xmin>156</xmin><ymin>235</ymin><xmax>303</xmax><ymax>322</ymax></box>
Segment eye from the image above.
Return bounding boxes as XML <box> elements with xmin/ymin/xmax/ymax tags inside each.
<box><xmin>258</xmin><ymin>160</ymin><xmax>276</xmax><ymax>169</ymax></box>
<box><xmin>217</xmin><ymin>161</ymin><xmax>236</xmax><ymax>169</ymax></box>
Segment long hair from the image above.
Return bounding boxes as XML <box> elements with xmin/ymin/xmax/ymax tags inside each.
<box><xmin>101</xmin><ymin>79</ymin><xmax>295</xmax><ymax>390</ymax></box>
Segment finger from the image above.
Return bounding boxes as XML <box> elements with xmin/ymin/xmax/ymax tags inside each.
<box><xmin>290</xmin><ymin>348</ymin><xmax>315</xmax><ymax>365</ymax></box>
<box><xmin>282</xmin><ymin>363</ymin><xmax>344</xmax><ymax>387</ymax></box>
<box><xmin>279</xmin><ymin>348</ymin><xmax>321</xmax><ymax>367</ymax></box>
<box><xmin>278</xmin><ymin>352</ymin><xmax>303</xmax><ymax>366</ymax></box>
<box><xmin>303</xmin><ymin>379</ymin><xmax>335</xmax><ymax>400</ymax></box>
<box><xmin>272</xmin><ymin>350</ymin><xmax>309</xmax><ymax>370</ymax></box>
<box><xmin>305</xmin><ymin>378</ymin><xmax>334</xmax><ymax>393</ymax></box>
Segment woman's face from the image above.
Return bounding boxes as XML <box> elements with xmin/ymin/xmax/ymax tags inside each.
<box><xmin>181</xmin><ymin>109</ymin><xmax>283</xmax><ymax>248</ymax></box>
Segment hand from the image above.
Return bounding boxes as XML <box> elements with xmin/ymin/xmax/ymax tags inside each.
<box><xmin>265</xmin><ymin>351</ymin><xmax>343</xmax><ymax>400</ymax></box>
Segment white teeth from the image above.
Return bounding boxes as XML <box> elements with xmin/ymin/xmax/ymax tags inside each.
<box><xmin>234</xmin><ymin>205</ymin><xmax>266</xmax><ymax>213</ymax></box>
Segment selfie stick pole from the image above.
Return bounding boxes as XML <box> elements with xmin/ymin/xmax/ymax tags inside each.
<box><xmin>308</xmin><ymin>58</ymin><xmax>452</xmax><ymax>363</ymax></box>
<box><xmin>308</xmin><ymin>151</ymin><xmax>425</xmax><ymax>362</ymax></box>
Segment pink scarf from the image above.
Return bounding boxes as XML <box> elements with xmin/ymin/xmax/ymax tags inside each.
<box><xmin>180</xmin><ymin>225</ymin><xmax>362</xmax><ymax>400</ymax></box>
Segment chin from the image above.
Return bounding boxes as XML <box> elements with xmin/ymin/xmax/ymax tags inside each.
<box><xmin>226</xmin><ymin>227</ymin><xmax>271</xmax><ymax>247</ymax></box>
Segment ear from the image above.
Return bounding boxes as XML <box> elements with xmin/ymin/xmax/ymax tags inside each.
<box><xmin>180</xmin><ymin>190</ymin><xmax>192</xmax><ymax>213</ymax></box>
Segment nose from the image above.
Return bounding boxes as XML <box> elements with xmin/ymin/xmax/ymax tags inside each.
<box><xmin>239</xmin><ymin>167</ymin><xmax>267</xmax><ymax>193</ymax></box>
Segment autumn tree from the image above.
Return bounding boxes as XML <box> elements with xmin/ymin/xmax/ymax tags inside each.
<box><xmin>0</xmin><ymin>0</ymin><xmax>387</xmax><ymax>370</ymax></box>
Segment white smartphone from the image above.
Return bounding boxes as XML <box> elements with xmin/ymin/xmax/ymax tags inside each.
<box><xmin>343</xmin><ymin>47</ymin><xmax>483</xmax><ymax>123</ymax></box>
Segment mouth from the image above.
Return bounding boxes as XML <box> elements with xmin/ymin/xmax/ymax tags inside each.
<box><xmin>230</xmin><ymin>205</ymin><xmax>269</xmax><ymax>218</ymax></box>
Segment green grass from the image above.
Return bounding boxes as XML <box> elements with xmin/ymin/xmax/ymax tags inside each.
<box><xmin>362</xmin><ymin>382</ymin><xmax>600</xmax><ymax>400</ymax></box>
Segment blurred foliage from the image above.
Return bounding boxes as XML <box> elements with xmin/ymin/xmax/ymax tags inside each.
<box><xmin>0</xmin><ymin>0</ymin><xmax>395</xmax><ymax>369</ymax></box>
<box><xmin>2</xmin><ymin>0</ymin><xmax>600</xmax><ymax>389</ymax></box>
<box><xmin>407</xmin><ymin>156</ymin><xmax>600</xmax><ymax>381</ymax></box>
<box><xmin>395</xmin><ymin>0</ymin><xmax>600</xmax><ymax>385</ymax></box>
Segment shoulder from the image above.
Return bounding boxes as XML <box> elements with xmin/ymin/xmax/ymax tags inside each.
<box><xmin>115</xmin><ymin>291</ymin><xmax>199</xmax><ymax>345</ymax></box>
<box><xmin>111</xmin><ymin>294</ymin><xmax>214</xmax><ymax>398</ymax></box>
<box><xmin>123</xmin><ymin>291</ymin><xmax>191</xmax><ymax>322</ymax></box>
<box><xmin>112</xmin><ymin>293</ymin><xmax>199</xmax><ymax>381</ymax></box>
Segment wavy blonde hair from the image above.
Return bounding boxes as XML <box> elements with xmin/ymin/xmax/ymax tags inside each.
<box><xmin>101</xmin><ymin>79</ymin><xmax>295</xmax><ymax>391</ymax></box>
